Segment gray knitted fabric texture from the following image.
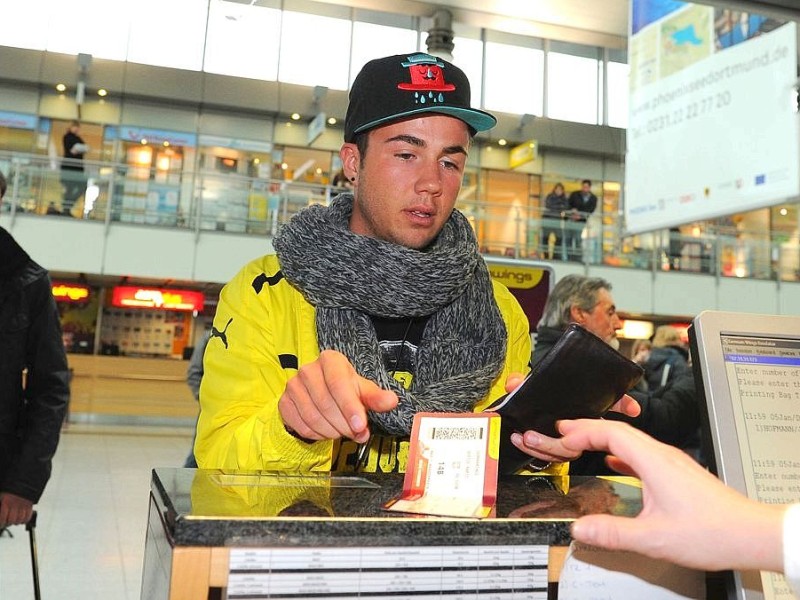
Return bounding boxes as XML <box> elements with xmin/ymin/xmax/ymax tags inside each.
<box><xmin>273</xmin><ymin>194</ymin><xmax>507</xmax><ymax>435</ymax></box>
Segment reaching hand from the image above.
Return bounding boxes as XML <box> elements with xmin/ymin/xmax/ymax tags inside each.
<box><xmin>502</xmin><ymin>372</ymin><xmax>640</xmax><ymax>463</ymax></box>
<box><xmin>558</xmin><ymin>418</ymin><xmax>786</xmax><ymax>574</ymax></box>
<box><xmin>278</xmin><ymin>349</ymin><xmax>398</xmax><ymax>443</ymax></box>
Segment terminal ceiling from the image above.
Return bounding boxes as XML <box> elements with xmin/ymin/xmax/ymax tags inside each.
<box><xmin>312</xmin><ymin>0</ymin><xmax>800</xmax><ymax>48</ymax></box>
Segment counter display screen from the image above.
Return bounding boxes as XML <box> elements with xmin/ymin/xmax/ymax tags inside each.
<box><xmin>721</xmin><ymin>333</ymin><xmax>800</xmax><ymax>599</ymax></box>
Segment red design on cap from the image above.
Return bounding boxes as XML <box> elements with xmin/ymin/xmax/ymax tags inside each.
<box><xmin>397</xmin><ymin>58</ymin><xmax>455</xmax><ymax>92</ymax></box>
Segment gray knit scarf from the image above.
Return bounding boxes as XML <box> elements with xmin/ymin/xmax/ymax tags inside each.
<box><xmin>273</xmin><ymin>194</ymin><xmax>507</xmax><ymax>435</ymax></box>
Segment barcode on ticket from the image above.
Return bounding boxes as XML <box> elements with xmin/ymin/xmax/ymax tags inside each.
<box><xmin>430</xmin><ymin>426</ymin><xmax>484</xmax><ymax>440</ymax></box>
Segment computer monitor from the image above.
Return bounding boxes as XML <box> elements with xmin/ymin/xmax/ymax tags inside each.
<box><xmin>690</xmin><ymin>310</ymin><xmax>800</xmax><ymax>600</ymax></box>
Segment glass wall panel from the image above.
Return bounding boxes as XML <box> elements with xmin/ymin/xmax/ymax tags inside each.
<box><xmin>279</xmin><ymin>11</ymin><xmax>352</xmax><ymax>90</ymax></box>
<box><xmin>479</xmin><ymin>169</ymin><xmax>531</xmax><ymax>256</ymax></box>
<box><xmin>452</xmin><ymin>36</ymin><xmax>485</xmax><ymax>110</ymax></box>
<box><xmin>484</xmin><ymin>42</ymin><xmax>544</xmax><ymax>116</ymax></box>
<box><xmin>205</xmin><ymin>0</ymin><xmax>281</xmax><ymax>80</ymax></box>
<box><xmin>547</xmin><ymin>52</ymin><xmax>600</xmax><ymax>124</ymax></box>
<box><xmin>350</xmin><ymin>22</ymin><xmax>419</xmax><ymax>87</ymax></box>
<box><xmin>127</xmin><ymin>0</ymin><xmax>208</xmax><ymax>70</ymax></box>
<box><xmin>45</xmin><ymin>0</ymin><xmax>129</xmax><ymax>60</ymax></box>
<box><xmin>607</xmin><ymin>61</ymin><xmax>629</xmax><ymax>128</ymax></box>
<box><xmin>0</xmin><ymin>0</ymin><xmax>48</xmax><ymax>50</ymax></box>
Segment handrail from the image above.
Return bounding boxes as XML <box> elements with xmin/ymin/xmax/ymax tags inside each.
<box><xmin>0</xmin><ymin>149</ymin><xmax>796</xmax><ymax>283</ymax></box>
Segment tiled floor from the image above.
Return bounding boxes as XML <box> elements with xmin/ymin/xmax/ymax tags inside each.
<box><xmin>0</xmin><ymin>424</ymin><xmax>193</xmax><ymax>600</ymax></box>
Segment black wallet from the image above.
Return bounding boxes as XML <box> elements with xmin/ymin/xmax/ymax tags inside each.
<box><xmin>487</xmin><ymin>323</ymin><xmax>644</xmax><ymax>473</ymax></box>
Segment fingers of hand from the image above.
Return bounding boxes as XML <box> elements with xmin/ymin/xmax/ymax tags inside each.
<box><xmin>358</xmin><ymin>377</ymin><xmax>398</xmax><ymax>413</ymax></box>
<box><xmin>279</xmin><ymin>350</ymin><xmax>387</xmax><ymax>442</ymax></box>
<box><xmin>610</xmin><ymin>394</ymin><xmax>641</xmax><ymax>417</ymax></box>
<box><xmin>0</xmin><ymin>494</ymin><xmax>32</xmax><ymax>527</ymax></box>
<box><xmin>510</xmin><ymin>430</ymin><xmax>581</xmax><ymax>462</ymax></box>
<box><xmin>557</xmin><ymin>419</ymin><xmax>678</xmax><ymax>479</ymax></box>
<box><xmin>278</xmin><ymin>391</ymin><xmax>325</xmax><ymax>440</ymax></box>
<box><xmin>279</xmin><ymin>359</ymin><xmax>354</xmax><ymax>440</ymax></box>
<box><xmin>571</xmin><ymin>514</ymin><xmax>629</xmax><ymax>550</ymax></box>
<box><xmin>319</xmin><ymin>350</ymin><xmax>373</xmax><ymax>438</ymax></box>
<box><xmin>605</xmin><ymin>455</ymin><xmax>636</xmax><ymax>476</ymax></box>
<box><xmin>504</xmin><ymin>372</ymin><xmax>526</xmax><ymax>394</ymax></box>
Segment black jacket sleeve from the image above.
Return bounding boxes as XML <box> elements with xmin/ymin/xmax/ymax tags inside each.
<box><xmin>569</xmin><ymin>371</ymin><xmax>701</xmax><ymax>476</ymax></box>
<box><xmin>609</xmin><ymin>370</ymin><xmax>700</xmax><ymax>447</ymax></box>
<box><xmin>4</xmin><ymin>272</ymin><xmax>70</xmax><ymax>503</ymax></box>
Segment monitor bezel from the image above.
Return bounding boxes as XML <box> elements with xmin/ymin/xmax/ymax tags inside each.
<box><xmin>690</xmin><ymin>309</ymin><xmax>800</xmax><ymax>600</ymax></box>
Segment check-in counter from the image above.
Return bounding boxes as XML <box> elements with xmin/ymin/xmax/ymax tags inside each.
<box><xmin>66</xmin><ymin>354</ymin><xmax>197</xmax><ymax>421</ymax></box>
<box><xmin>141</xmin><ymin>469</ymin><xmax>644</xmax><ymax>600</ymax></box>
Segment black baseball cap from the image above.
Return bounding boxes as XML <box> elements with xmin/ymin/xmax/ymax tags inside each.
<box><xmin>344</xmin><ymin>52</ymin><xmax>497</xmax><ymax>142</ymax></box>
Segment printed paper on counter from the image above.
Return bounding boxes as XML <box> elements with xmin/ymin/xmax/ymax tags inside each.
<box><xmin>383</xmin><ymin>412</ymin><xmax>500</xmax><ymax>518</ymax></box>
<box><xmin>559</xmin><ymin>542</ymin><xmax>705</xmax><ymax>600</ymax></box>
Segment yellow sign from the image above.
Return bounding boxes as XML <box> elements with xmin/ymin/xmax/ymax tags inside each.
<box><xmin>488</xmin><ymin>265</ymin><xmax>545</xmax><ymax>289</ymax></box>
<box><xmin>52</xmin><ymin>283</ymin><xmax>90</xmax><ymax>302</ymax></box>
<box><xmin>509</xmin><ymin>140</ymin><xmax>537</xmax><ymax>169</ymax></box>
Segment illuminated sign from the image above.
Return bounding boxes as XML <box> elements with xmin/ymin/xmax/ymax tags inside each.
<box><xmin>111</xmin><ymin>286</ymin><xmax>204</xmax><ymax>312</ymax></box>
<box><xmin>52</xmin><ymin>282</ymin><xmax>91</xmax><ymax>303</ymax></box>
<box><xmin>509</xmin><ymin>140</ymin><xmax>537</xmax><ymax>169</ymax></box>
<box><xmin>0</xmin><ymin>110</ymin><xmax>38</xmax><ymax>130</ymax></box>
<box><xmin>618</xmin><ymin>319</ymin><xmax>654</xmax><ymax>340</ymax></box>
<box><xmin>486</xmin><ymin>261</ymin><xmax>552</xmax><ymax>333</ymax></box>
<box><xmin>117</xmin><ymin>126</ymin><xmax>197</xmax><ymax>147</ymax></box>
<box><xmin>487</xmin><ymin>265</ymin><xmax>545</xmax><ymax>290</ymax></box>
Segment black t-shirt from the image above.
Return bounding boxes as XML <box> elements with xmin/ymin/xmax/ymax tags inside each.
<box><xmin>369</xmin><ymin>315</ymin><xmax>429</xmax><ymax>386</ymax></box>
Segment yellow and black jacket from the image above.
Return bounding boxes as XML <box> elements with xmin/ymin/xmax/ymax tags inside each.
<box><xmin>195</xmin><ymin>254</ymin><xmax>566</xmax><ymax>476</ymax></box>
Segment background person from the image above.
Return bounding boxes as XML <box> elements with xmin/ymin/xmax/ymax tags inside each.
<box><xmin>565</xmin><ymin>179</ymin><xmax>597</xmax><ymax>261</ymax></box>
<box><xmin>558</xmin><ymin>418</ymin><xmax>798</xmax><ymax>594</ymax></box>
<box><xmin>183</xmin><ymin>330</ymin><xmax>210</xmax><ymax>468</ymax></box>
<box><xmin>517</xmin><ymin>274</ymin><xmax>698</xmax><ymax>473</ymax></box>
<box><xmin>60</xmin><ymin>120</ymin><xmax>88</xmax><ymax>217</ymax></box>
<box><xmin>541</xmin><ymin>183</ymin><xmax>568</xmax><ymax>260</ymax></box>
<box><xmin>0</xmin><ymin>170</ymin><xmax>70</xmax><ymax>528</ymax></box>
<box><xmin>644</xmin><ymin>324</ymin><xmax>691</xmax><ymax>392</ymax></box>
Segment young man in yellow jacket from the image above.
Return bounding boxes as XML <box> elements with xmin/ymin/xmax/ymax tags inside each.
<box><xmin>195</xmin><ymin>52</ymin><xmax>635</xmax><ymax>474</ymax></box>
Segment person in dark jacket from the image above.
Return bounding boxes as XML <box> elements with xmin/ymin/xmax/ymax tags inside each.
<box><xmin>565</xmin><ymin>179</ymin><xmax>598</xmax><ymax>261</ymax></box>
<box><xmin>644</xmin><ymin>325</ymin><xmax>691</xmax><ymax>392</ymax></box>
<box><xmin>526</xmin><ymin>274</ymin><xmax>700</xmax><ymax>474</ymax></box>
<box><xmin>541</xmin><ymin>183</ymin><xmax>569</xmax><ymax>260</ymax></box>
<box><xmin>0</xmin><ymin>170</ymin><xmax>70</xmax><ymax>527</ymax></box>
<box><xmin>183</xmin><ymin>330</ymin><xmax>210</xmax><ymax>468</ymax></box>
<box><xmin>60</xmin><ymin>120</ymin><xmax>87</xmax><ymax>217</ymax></box>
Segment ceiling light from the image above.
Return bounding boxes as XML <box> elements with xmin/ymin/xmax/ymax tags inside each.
<box><xmin>327</xmin><ymin>117</ymin><xmax>337</xmax><ymax>125</ymax></box>
<box><xmin>253</xmin><ymin>158</ymin><xmax>260</xmax><ymax>165</ymax></box>
<box><xmin>163</xmin><ymin>141</ymin><xmax>170</xmax><ymax>147</ymax></box>
<box><xmin>780</xmin><ymin>207</ymin><xmax>788</xmax><ymax>216</ymax></box>
<box><xmin>315</xmin><ymin>167</ymin><xmax>322</xmax><ymax>174</ymax></box>
<box><xmin>97</xmin><ymin>88</ymin><xmax>108</xmax><ymax>97</ymax></box>
<box><xmin>56</xmin><ymin>83</ymin><xmax>66</xmax><ymax>92</ymax></box>
<box><xmin>498</xmin><ymin>139</ymin><xmax>507</xmax><ymax>146</ymax></box>
<box><xmin>140</xmin><ymin>139</ymin><xmax>148</xmax><ymax>145</ymax></box>
<box><xmin>291</xmin><ymin>113</ymin><xmax>301</xmax><ymax>121</ymax></box>
<box><xmin>281</xmin><ymin>162</ymin><xmax>288</xmax><ymax>170</ymax></box>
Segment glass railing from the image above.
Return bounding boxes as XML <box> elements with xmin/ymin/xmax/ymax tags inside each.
<box><xmin>1</xmin><ymin>150</ymin><xmax>798</xmax><ymax>283</ymax></box>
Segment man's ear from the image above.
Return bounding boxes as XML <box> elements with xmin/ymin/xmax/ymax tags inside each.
<box><xmin>339</xmin><ymin>143</ymin><xmax>360</xmax><ymax>182</ymax></box>
<box><xmin>569</xmin><ymin>304</ymin><xmax>583</xmax><ymax>324</ymax></box>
